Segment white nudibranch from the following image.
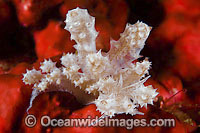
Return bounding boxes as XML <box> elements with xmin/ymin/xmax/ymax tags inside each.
<box><xmin>22</xmin><ymin>7</ymin><xmax>158</xmax><ymax>117</ymax></box>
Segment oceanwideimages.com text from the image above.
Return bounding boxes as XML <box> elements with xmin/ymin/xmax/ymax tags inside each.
<box><xmin>25</xmin><ymin>114</ymin><xmax>176</xmax><ymax>129</ymax></box>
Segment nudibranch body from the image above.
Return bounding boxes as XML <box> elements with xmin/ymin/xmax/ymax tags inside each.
<box><xmin>23</xmin><ymin>7</ymin><xmax>158</xmax><ymax>117</ymax></box>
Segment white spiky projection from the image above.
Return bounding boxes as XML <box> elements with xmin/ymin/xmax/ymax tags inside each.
<box><xmin>22</xmin><ymin>7</ymin><xmax>158</xmax><ymax>117</ymax></box>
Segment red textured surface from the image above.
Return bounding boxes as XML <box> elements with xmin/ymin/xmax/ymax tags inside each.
<box><xmin>0</xmin><ymin>0</ymin><xmax>10</xmax><ymax>24</ymax></box>
<box><xmin>13</xmin><ymin>0</ymin><xmax>63</xmax><ymax>26</ymax></box>
<box><xmin>0</xmin><ymin>0</ymin><xmax>199</xmax><ymax>132</ymax></box>
<box><xmin>173</xmin><ymin>32</ymin><xmax>200</xmax><ymax>81</ymax></box>
<box><xmin>0</xmin><ymin>75</ymin><xmax>32</xmax><ymax>132</ymax></box>
<box><xmin>34</xmin><ymin>20</ymin><xmax>75</xmax><ymax>59</ymax></box>
<box><xmin>53</xmin><ymin>104</ymin><xmax>116</xmax><ymax>133</ymax></box>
